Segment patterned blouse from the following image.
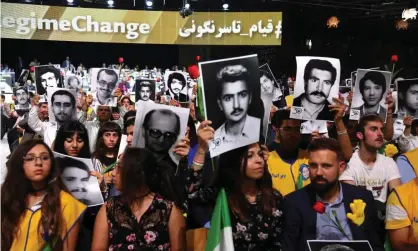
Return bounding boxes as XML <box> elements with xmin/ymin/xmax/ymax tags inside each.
<box><xmin>106</xmin><ymin>194</ymin><xmax>173</xmax><ymax>251</ymax></box>
<box><xmin>186</xmin><ymin>168</ymin><xmax>284</xmax><ymax>250</ymax></box>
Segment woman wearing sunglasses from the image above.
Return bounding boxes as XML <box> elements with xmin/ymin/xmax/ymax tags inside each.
<box><xmin>91</xmin><ymin>147</ymin><xmax>186</xmax><ymax>250</ymax></box>
<box><xmin>1</xmin><ymin>140</ymin><xmax>86</xmax><ymax>251</ymax></box>
<box><xmin>186</xmin><ymin>121</ymin><xmax>284</xmax><ymax>250</ymax></box>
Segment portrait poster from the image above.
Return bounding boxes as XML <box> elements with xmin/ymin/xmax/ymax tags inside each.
<box><xmin>291</xmin><ymin>56</ymin><xmax>341</xmax><ymax>121</ymax></box>
<box><xmin>47</xmin><ymin>88</ymin><xmax>77</xmax><ymax>124</ymax></box>
<box><xmin>34</xmin><ymin>65</ymin><xmax>63</xmax><ymax>95</ymax></box>
<box><xmin>17</xmin><ymin>69</ymin><xmax>30</xmax><ymax>86</ymax></box>
<box><xmin>164</xmin><ymin>71</ymin><xmax>190</xmax><ymax>103</ymax></box>
<box><xmin>135</xmin><ymin>79</ymin><xmax>156</xmax><ymax>102</ymax></box>
<box><xmin>54</xmin><ymin>152</ymin><xmax>104</xmax><ymax>207</ymax></box>
<box><xmin>65</xmin><ymin>74</ymin><xmax>83</xmax><ymax>93</ymax></box>
<box><xmin>349</xmin><ymin>69</ymin><xmax>391</xmax><ymax>122</ymax></box>
<box><xmin>0</xmin><ymin>74</ymin><xmax>13</xmax><ymax>93</ymax></box>
<box><xmin>307</xmin><ymin>240</ymin><xmax>373</xmax><ymax>251</ymax></box>
<box><xmin>199</xmin><ymin>54</ymin><xmax>263</xmax><ymax>157</ymax></box>
<box><xmin>90</xmin><ymin>68</ymin><xmax>119</xmax><ymax>107</ymax></box>
<box><xmin>396</xmin><ymin>78</ymin><xmax>418</xmax><ymax>119</ymax></box>
<box><xmin>300</xmin><ymin>120</ymin><xmax>328</xmax><ymax>134</ymax></box>
<box><xmin>13</xmin><ymin>86</ymin><xmax>31</xmax><ymax>111</ymax></box>
<box><xmin>350</xmin><ymin>71</ymin><xmax>357</xmax><ymax>90</ymax></box>
<box><xmin>132</xmin><ymin>100</ymin><xmax>190</xmax><ymax>166</ymax></box>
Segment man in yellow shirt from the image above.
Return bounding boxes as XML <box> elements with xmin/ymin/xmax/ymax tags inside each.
<box><xmin>385</xmin><ymin>177</ymin><xmax>418</xmax><ymax>251</ymax></box>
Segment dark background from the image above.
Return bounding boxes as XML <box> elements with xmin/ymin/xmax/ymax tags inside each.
<box><xmin>2</xmin><ymin>0</ymin><xmax>418</xmax><ymax>79</ymax></box>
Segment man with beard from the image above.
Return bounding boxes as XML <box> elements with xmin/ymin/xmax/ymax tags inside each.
<box><xmin>283</xmin><ymin>138</ymin><xmax>384</xmax><ymax>251</ymax></box>
<box><xmin>293</xmin><ymin>59</ymin><xmax>337</xmax><ymax>120</ymax></box>
<box><xmin>165</xmin><ymin>72</ymin><xmax>188</xmax><ymax>103</ymax></box>
<box><xmin>14</xmin><ymin>87</ymin><xmax>30</xmax><ymax>110</ymax></box>
<box><xmin>339</xmin><ymin>114</ymin><xmax>401</xmax><ymax>242</ymax></box>
<box><xmin>51</xmin><ymin>89</ymin><xmax>76</xmax><ymax>124</ymax></box>
<box><xmin>136</xmin><ymin>81</ymin><xmax>154</xmax><ymax>102</ymax></box>
<box><xmin>352</xmin><ymin>71</ymin><xmax>388</xmax><ymax>121</ymax></box>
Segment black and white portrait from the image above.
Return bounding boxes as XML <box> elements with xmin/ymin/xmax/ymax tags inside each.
<box><xmin>0</xmin><ymin>75</ymin><xmax>13</xmax><ymax>93</ymax></box>
<box><xmin>17</xmin><ymin>69</ymin><xmax>30</xmax><ymax>86</ymax></box>
<box><xmin>351</xmin><ymin>71</ymin><xmax>357</xmax><ymax>89</ymax></box>
<box><xmin>91</xmin><ymin>68</ymin><xmax>119</xmax><ymax>106</ymax></box>
<box><xmin>300</xmin><ymin>120</ymin><xmax>328</xmax><ymax>135</ymax></box>
<box><xmin>132</xmin><ymin>100</ymin><xmax>189</xmax><ymax>167</ymax></box>
<box><xmin>397</xmin><ymin>78</ymin><xmax>418</xmax><ymax>119</ymax></box>
<box><xmin>164</xmin><ymin>71</ymin><xmax>189</xmax><ymax>103</ymax></box>
<box><xmin>47</xmin><ymin>88</ymin><xmax>77</xmax><ymax>124</ymax></box>
<box><xmin>35</xmin><ymin>65</ymin><xmax>63</xmax><ymax>95</ymax></box>
<box><xmin>291</xmin><ymin>56</ymin><xmax>341</xmax><ymax>121</ymax></box>
<box><xmin>14</xmin><ymin>86</ymin><xmax>31</xmax><ymax>110</ymax></box>
<box><xmin>65</xmin><ymin>75</ymin><xmax>83</xmax><ymax>93</ymax></box>
<box><xmin>54</xmin><ymin>152</ymin><xmax>104</xmax><ymax>207</ymax></box>
<box><xmin>307</xmin><ymin>240</ymin><xmax>373</xmax><ymax>251</ymax></box>
<box><xmin>135</xmin><ymin>79</ymin><xmax>156</xmax><ymax>102</ymax></box>
<box><xmin>199</xmin><ymin>55</ymin><xmax>263</xmax><ymax>157</ymax></box>
<box><xmin>349</xmin><ymin>69</ymin><xmax>391</xmax><ymax>122</ymax></box>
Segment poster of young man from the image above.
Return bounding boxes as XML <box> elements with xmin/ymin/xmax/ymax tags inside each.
<box><xmin>349</xmin><ymin>69</ymin><xmax>391</xmax><ymax>122</ymax></box>
<box><xmin>90</xmin><ymin>68</ymin><xmax>119</xmax><ymax>107</ymax></box>
<box><xmin>135</xmin><ymin>79</ymin><xmax>156</xmax><ymax>102</ymax></box>
<box><xmin>13</xmin><ymin>86</ymin><xmax>31</xmax><ymax>111</ymax></box>
<box><xmin>54</xmin><ymin>152</ymin><xmax>104</xmax><ymax>207</ymax></box>
<box><xmin>291</xmin><ymin>56</ymin><xmax>341</xmax><ymax>121</ymax></box>
<box><xmin>47</xmin><ymin>88</ymin><xmax>78</xmax><ymax>124</ymax></box>
<box><xmin>132</xmin><ymin>100</ymin><xmax>189</xmax><ymax>167</ymax></box>
<box><xmin>35</xmin><ymin>65</ymin><xmax>63</xmax><ymax>95</ymax></box>
<box><xmin>164</xmin><ymin>71</ymin><xmax>189</xmax><ymax>103</ymax></box>
<box><xmin>397</xmin><ymin>78</ymin><xmax>418</xmax><ymax>119</ymax></box>
<box><xmin>199</xmin><ymin>54</ymin><xmax>263</xmax><ymax>157</ymax></box>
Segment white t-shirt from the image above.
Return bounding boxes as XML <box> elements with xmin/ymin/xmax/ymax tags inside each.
<box><xmin>339</xmin><ymin>151</ymin><xmax>401</xmax><ymax>203</ymax></box>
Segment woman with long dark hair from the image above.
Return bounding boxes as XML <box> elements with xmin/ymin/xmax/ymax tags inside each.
<box><xmin>54</xmin><ymin>120</ymin><xmax>91</xmax><ymax>158</ymax></box>
<box><xmin>91</xmin><ymin>147</ymin><xmax>186</xmax><ymax>250</ymax></box>
<box><xmin>1</xmin><ymin>140</ymin><xmax>86</xmax><ymax>251</ymax></box>
<box><xmin>187</xmin><ymin>121</ymin><xmax>284</xmax><ymax>250</ymax></box>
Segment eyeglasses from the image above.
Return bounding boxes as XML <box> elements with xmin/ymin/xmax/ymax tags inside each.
<box><xmin>23</xmin><ymin>155</ymin><xmax>51</xmax><ymax>164</ymax></box>
<box><xmin>147</xmin><ymin>129</ymin><xmax>177</xmax><ymax>141</ymax></box>
<box><xmin>279</xmin><ymin>126</ymin><xmax>301</xmax><ymax>133</ymax></box>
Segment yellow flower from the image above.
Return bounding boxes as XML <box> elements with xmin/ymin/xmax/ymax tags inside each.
<box><xmin>346</xmin><ymin>199</ymin><xmax>366</xmax><ymax>226</ymax></box>
<box><xmin>384</xmin><ymin>144</ymin><xmax>398</xmax><ymax>157</ymax></box>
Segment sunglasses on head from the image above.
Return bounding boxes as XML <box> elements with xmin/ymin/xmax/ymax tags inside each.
<box><xmin>147</xmin><ymin>128</ymin><xmax>177</xmax><ymax>141</ymax></box>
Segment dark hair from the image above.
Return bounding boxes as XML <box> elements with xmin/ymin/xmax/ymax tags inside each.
<box><xmin>359</xmin><ymin>71</ymin><xmax>387</xmax><ymax>96</ymax></box>
<box><xmin>167</xmin><ymin>72</ymin><xmax>186</xmax><ymax>90</ymax></box>
<box><xmin>271</xmin><ymin>109</ymin><xmax>291</xmax><ymax>129</ymax></box>
<box><xmin>15</xmin><ymin>86</ymin><xmax>28</xmax><ymax>95</ymax></box>
<box><xmin>54</xmin><ymin>120</ymin><xmax>91</xmax><ymax>158</ymax></box>
<box><xmin>120</xmin><ymin>96</ymin><xmax>133</xmax><ymax>106</ymax></box>
<box><xmin>123</xmin><ymin>110</ymin><xmax>136</xmax><ymax>122</ymax></box>
<box><xmin>412</xmin><ymin>119</ymin><xmax>418</xmax><ymax>137</ymax></box>
<box><xmin>307</xmin><ymin>138</ymin><xmax>343</xmax><ymax>161</ymax></box>
<box><xmin>92</xmin><ymin>121</ymin><xmax>122</xmax><ymax>159</ymax></box>
<box><xmin>303</xmin><ymin>59</ymin><xmax>337</xmax><ymax>85</ymax></box>
<box><xmin>260</xmin><ymin>69</ymin><xmax>277</xmax><ymax>88</ymax></box>
<box><xmin>1</xmin><ymin>140</ymin><xmax>65</xmax><ymax>251</ymax></box>
<box><xmin>355</xmin><ymin>114</ymin><xmax>384</xmax><ymax>135</ymax></box>
<box><xmin>119</xmin><ymin>147</ymin><xmax>182</xmax><ymax>207</ymax></box>
<box><xmin>96</xmin><ymin>68</ymin><xmax>118</xmax><ymax>82</ymax></box>
<box><xmin>398</xmin><ymin>80</ymin><xmax>418</xmax><ymax>111</ymax></box>
<box><xmin>0</xmin><ymin>94</ymin><xmax>5</xmax><ymax>100</ymax></box>
<box><xmin>51</xmin><ymin>89</ymin><xmax>76</xmax><ymax>108</ymax></box>
<box><xmin>142</xmin><ymin>109</ymin><xmax>180</xmax><ymax>135</ymax></box>
<box><xmin>35</xmin><ymin>66</ymin><xmax>61</xmax><ymax>95</ymax></box>
<box><xmin>67</xmin><ymin>75</ymin><xmax>80</xmax><ymax>88</ymax></box>
<box><xmin>124</xmin><ymin>117</ymin><xmax>135</xmax><ymax>134</ymax></box>
<box><xmin>215</xmin><ymin>65</ymin><xmax>252</xmax><ymax>96</ymax></box>
<box><xmin>319</xmin><ymin>244</ymin><xmax>355</xmax><ymax>251</ymax></box>
<box><xmin>214</xmin><ymin>143</ymin><xmax>276</xmax><ymax>220</ymax></box>
<box><xmin>56</xmin><ymin>156</ymin><xmax>90</xmax><ymax>176</ymax></box>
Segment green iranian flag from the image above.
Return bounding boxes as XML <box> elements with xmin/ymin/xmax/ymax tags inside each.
<box><xmin>205</xmin><ymin>188</ymin><xmax>235</xmax><ymax>251</ymax></box>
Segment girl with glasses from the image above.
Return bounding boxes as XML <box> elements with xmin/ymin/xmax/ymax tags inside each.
<box><xmin>1</xmin><ymin>140</ymin><xmax>86</xmax><ymax>251</ymax></box>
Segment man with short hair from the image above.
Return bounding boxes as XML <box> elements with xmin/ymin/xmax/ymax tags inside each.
<box><xmin>95</xmin><ymin>69</ymin><xmax>118</xmax><ymax>106</ymax></box>
<box><xmin>15</xmin><ymin>87</ymin><xmax>30</xmax><ymax>110</ymax></box>
<box><xmin>51</xmin><ymin>89</ymin><xmax>76</xmax><ymax>124</ymax></box>
<box><xmin>165</xmin><ymin>72</ymin><xmax>188</xmax><ymax>102</ymax></box>
<box><xmin>293</xmin><ymin>59</ymin><xmax>337</xmax><ymax>120</ymax></box>
<box><xmin>396</xmin><ymin>79</ymin><xmax>418</xmax><ymax>117</ymax></box>
<box><xmin>37</xmin><ymin>66</ymin><xmax>61</xmax><ymax>91</ymax></box>
<box><xmin>212</xmin><ymin>64</ymin><xmax>260</xmax><ymax>155</ymax></box>
<box><xmin>283</xmin><ymin>138</ymin><xmax>384</xmax><ymax>251</ymax></box>
<box><xmin>352</xmin><ymin>71</ymin><xmax>388</xmax><ymax>120</ymax></box>
<box><xmin>125</xmin><ymin>117</ymin><xmax>135</xmax><ymax>148</ymax></box>
<box><xmin>136</xmin><ymin>81</ymin><xmax>154</xmax><ymax>102</ymax></box>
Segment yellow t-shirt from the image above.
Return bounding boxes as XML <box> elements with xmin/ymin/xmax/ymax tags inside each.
<box><xmin>11</xmin><ymin>191</ymin><xmax>87</xmax><ymax>251</ymax></box>
<box><xmin>267</xmin><ymin>148</ymin><xmax>310</xmax><ymax>196</ymax></box>
<box><xmin>385</xmin><ymin>178</ymin><xmax>418</xmax><ymax>245</ymax></box>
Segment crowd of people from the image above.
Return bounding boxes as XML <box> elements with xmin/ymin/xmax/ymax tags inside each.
<box><xmin>0</xmin><ymin>55</ymin><xmax>417</xmax><ymax>251</ymax></box>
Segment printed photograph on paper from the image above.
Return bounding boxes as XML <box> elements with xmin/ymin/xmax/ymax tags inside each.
<box><xmin>164</xmin><ymin>71</ymin><xmax>189</xmax><ymax>103</ymax></box>
<box><xmin>65</xmin><ymin>75</ymin><xmax>83</xmax><ymax>93</ymax></box>
<box><xmin>349</xmin><ymin>69</ymin><xmax>391</xmax><ymax>122</ymax></box>
<box><xmin>90</xmin><ymin>68</ymin><xmax>119</xmax><ymax>107</ymax></box>
<box><xmin>199</xmin><ymin>54</ymin><xmax>263</xmax><ymax>157</ymax></box>
<box><xmin>35</xmin><ymin>65</ymin><xmax>63</xmax><ymax>95</ymax></box>
<box><xmin>291</xmin><ymin>56</ymin><xmax>341</xmax><ymax>121</ymax></box>
<box><xmin>135</xmin><ymin>79</ymin><xmax>156</xmax><ymax>102</ymax></box>
<box><xmin>397</xmin><ymin>78</ymin><xmax>418</xmax><ymax>119</ymax></box>
<box><xmin>13</xmin><ymin>86</ymin><xmax>31</xmax><ymax>111</ymax></box>
<box><xmin>47</xmin><ymin>88</ymin><xmax>77</xmax><ymax>124</ymax></box>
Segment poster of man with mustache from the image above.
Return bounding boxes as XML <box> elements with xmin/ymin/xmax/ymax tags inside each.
<box><xmin>199</xmin><ymin>55</ymin><xmax>264</xmax><ymax>157</ymax></box>
<box><xmin>90</xmin><ymin>68</ymin><xmax>119</xmax><ymax>107</ymax></box>
<box><xmin>47</xmin><ymin>88</ymin><xmax>77</xmax><ymax>124</ymax></box>
<box><xmin>290</xmin><ymin>56</ymin><xmax>341</xmax><ymax>121</ymax></box>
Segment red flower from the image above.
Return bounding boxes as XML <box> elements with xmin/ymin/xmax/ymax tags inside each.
<box><xmin>118</xmin><ymin>57</ymin><xmax>124</xmax><ymax>63</ymax></box>
<box><xmin>196</xmin><ymin>55</ymin><xmax>201</xmax><ymax>61</ymax></box>
<box><xmin>391</xmin><ymin>55</ymin><xmax>398</xmax><ymax>63</ymax></box>
<box><xmin>30</xmin><ymin>66</ymin><xmax>35</xmax><ymax>72</ymax></box>
<box><xmin>313</xmin><ymin>201</ymin><xmax>326</xmax><ymax>214</ymax></box>
<box><xmin>156</xmin><ymin>77</ymin><xmax>161</xmax><ymax>82</ymax></box>
<box><xmin>188</xmin><ymin>65</ymin><xmax>200</xmax><ymax>79</ymax></box>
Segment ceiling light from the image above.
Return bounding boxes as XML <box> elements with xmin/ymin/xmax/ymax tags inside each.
<box><xmin>223</xmin><ymin>3</ymin><xmax>229</xmax><ymax>10</ymax></box>
<box><xmin>107</xmin><ymin>0</ymin><xmax>114</xmax><ymax>5</ymax></box>
<box><xmin>67</xmin><ymin>0</ymin><xmax>74</xmax><ymax>3</ymax></box>
<box><xmin>146</xmin><ymin>0</ymin><xmax>153</xmax><ymax>7</ymax></box>
<box><xmin>185</xmin><ymin>3</ymin><xmax>190</xmax><ymax>9</ymax></box>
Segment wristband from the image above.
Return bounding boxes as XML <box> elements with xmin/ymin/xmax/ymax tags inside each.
<box><xmin>337</xmin><ymin>130</ymin><xmax>347</xmax><ymax>135</ymax></box>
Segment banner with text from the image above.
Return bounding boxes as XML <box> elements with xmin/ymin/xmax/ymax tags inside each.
<box><xmin>0</xmin><ymin>3</ymin><xmax>282</xmax><ymax>45</ymax></box>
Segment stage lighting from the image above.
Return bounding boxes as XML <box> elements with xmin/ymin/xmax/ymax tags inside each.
<box><xmin>146</xmin><ymin>0</ymin><xmax>153</xmax><ymax>7</ymax></box>
<box><xmin>223</xmin><ymin>3</ymin><xmax>229</xmax><ymax>10</ymax></box>
<box><xmin>67</xmin><ymin>0</ymin><xmax>74</xmax><ymax>3</ymax></box>
<box><xmin>107</xmin><ymin>0</ymin><xmax>114</xmax><ymax>6</ymax></box>
<box><xmin>185</xmin><ymin>3</ymin><xmax>190</xmax><ymax>9</ymax></box>
<box><xmin>180</xmin><ymin>1</ymin><xmax>193</xmax><ymax>18</ymax></box>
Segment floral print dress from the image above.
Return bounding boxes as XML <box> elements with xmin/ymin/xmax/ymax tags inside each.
<box><xmin>106</xmin><ymin>194</ymin><xmax>173</xmax><ymax>251</ymax></box>
<box><xmin>186</xmin><ymin>168</ymin><xmax>284</xmax><ymax>250</ymax></box>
